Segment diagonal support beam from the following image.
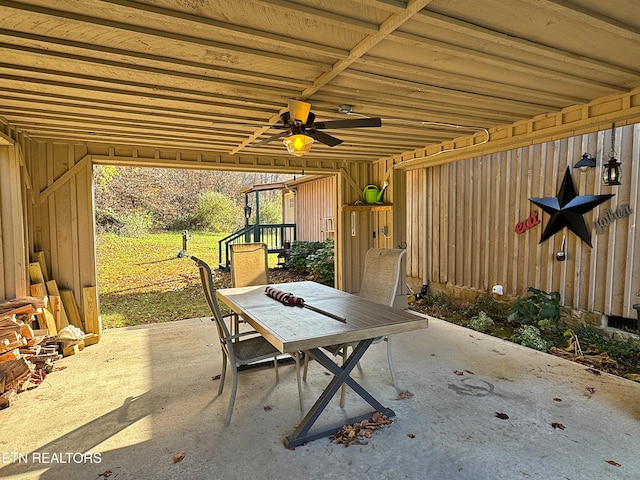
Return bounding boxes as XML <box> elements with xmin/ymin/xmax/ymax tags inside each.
<box><xmin>231</xmin><ymin>0</ymin><xmax>434</xmax><ymax>155</ymax></box>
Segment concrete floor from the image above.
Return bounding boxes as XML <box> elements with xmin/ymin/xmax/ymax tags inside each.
<box><xmin>0</xmin><ymin>316</ymin><xmax>639</xmax><ymax>480</ymax></box>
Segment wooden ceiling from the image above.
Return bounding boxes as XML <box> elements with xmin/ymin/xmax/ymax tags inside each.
<box><xmin>1</xmin><ymin>0</ymin><xmax>640</xmax><ymax>162</ymax></box>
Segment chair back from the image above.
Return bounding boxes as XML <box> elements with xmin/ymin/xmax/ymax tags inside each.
<box><xmin>230</xmin><ymin>243</ymin><xmax>269</xmax><ymax>287</ymax></box>
<box><xmin>358</xmin><ymin>248</ymin><xmax>406</xmax><ymax>307</ymax></box>
<box><xmin>191</xmin><ymin>256</ymin><xmax>232</xmax><ymax>347</ymax></box>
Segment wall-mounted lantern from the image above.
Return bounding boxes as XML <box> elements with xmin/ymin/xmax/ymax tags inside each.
<box><xmin>574</xmin><ymin>153</ymin><xmax>597</xmax><ymax>172</ymax></box>
<box><xmin>603</xmin><ymin>123</ymin><xmax>622</xmax><ymax>186</ymax></box>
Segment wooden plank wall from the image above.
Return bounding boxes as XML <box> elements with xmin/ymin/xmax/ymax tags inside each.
<box><xmin>408</xmin><ymin>124</ymin><xmax>639</xmax><ymax>318</ymax></box>
<box><xmin>294</xmin><ymin>176</ymin><xmax>335</xmax><ymax>242</ymax></box>
<box><xmin>0</xmin><ymin>144</ymin><xmax>29</xmax><ymax>300</ymax></box>
<box><xmin>25</xmin><ymin>141</ymin><xmax>98</xmax><ymax>321</ymax></box>
<box><xmin>337</xmin><ymin>161</ymin><xmax>371</xmax><ymax>293</ymax></box>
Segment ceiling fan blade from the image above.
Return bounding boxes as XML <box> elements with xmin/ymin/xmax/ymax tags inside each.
<box><xmin>313</xmin><ymin>117</ymin><xmax>382</xmax><ymax>129</ymax></box>
<box><xmin>254</xmin><ymin>131</ymin><xmax>290</xmax><ymax>146</ymax></box>
<box><xmin>308</xmin><ymin>130</ymin><xmax>343</xmax><ymax>147</ymax></box>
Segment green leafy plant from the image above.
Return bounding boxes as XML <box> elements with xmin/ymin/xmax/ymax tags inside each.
<box><xmin>193</xmin><ymin>191</ymin><xmax>243</xmax><ymax>233</ymax></box>
<box><xmin>306</xmin><ymin>238</ymin><xmax>334</xmax><ymax>285</ymax></box>
<box><xmin>284</xmin><ymin>240</ymin><xmax>323</xmax><ymax>272</ymax></box>
<box><xmin>283</xmin><ymin>239</ymin><xmax>334</xmax><ymax>285</ymax></box>
<box><xmin>118</xmin><ymin>209</ymin><xmax>156</xmax><ymax>237</ymax></box>
<box><xmin>510</xmin><ymin>325</ymin><xmax>549</xmax><ymax>351</ymax></box>
<box><xmin>507</xmin><ymin>287</ymin><xmax>561</xmax><ymax>327</ymax></box>
<box><xmin>468</xmin><ymin>311</ymin><xmax>495</xmax><ymax>332</ymax></box>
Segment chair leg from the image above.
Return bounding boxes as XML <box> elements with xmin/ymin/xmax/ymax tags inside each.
<box><xmin>225</xmin><ymin>366</ymin><xmax>238</xmax><ymax>426</ymax></box>
<box><xmin>218</xmin><ymin>353</ymin><xmax>228</xmax><ymax>395</ymax></box>
<box><xmin>302</xmin><ymin>351</ymin><xmax>309</xmax><ymax>381</ymax></box>
<box><xmin>274</xmin><ymin>355</ymin><xmax>279</xmax><ymax>383</ymax></box>
<box><xmin>294</xmin><ymin>352</ymin><xmax>303</xmax><ymax>411</ymax></box>
<box><xmin>386</xmin><ymin>336</ymin><xmax>399</xmax><ymax>391</ymax></box>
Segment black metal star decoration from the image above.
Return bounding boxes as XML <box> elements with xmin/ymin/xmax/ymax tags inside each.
<box><xmin>529</xmin><ymin>166</ymin><xmax>614</xmax><ymax>247</ymax></box>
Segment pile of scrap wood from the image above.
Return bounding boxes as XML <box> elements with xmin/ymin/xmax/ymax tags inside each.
<box><xmin>0</xmin><ymin>252</ymin><xmax>103</xmax><ymax>409</ymax></box>
<box><xmin>27</xmin><ymin>251</ymin><xmax>101</xmax><ymax>351</ymax></box>
<box><xmin>0</xmin><ymin>297</ymin><xmax>63</xmax><ymax>409</ymax></box>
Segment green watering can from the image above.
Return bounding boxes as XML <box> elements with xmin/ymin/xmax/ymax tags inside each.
<box><xmin>363</xmin><ymin>181</ymin><xmax>388</xmax><ymax>204</ymax></box>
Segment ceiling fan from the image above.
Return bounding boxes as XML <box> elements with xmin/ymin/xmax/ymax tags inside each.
<box><xmin>253</xmin><ymin>100</ymin><xmax>382</xmax><ymax>156</ymax></box>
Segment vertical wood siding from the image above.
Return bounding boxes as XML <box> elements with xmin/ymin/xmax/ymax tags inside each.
<box><xmin>0</xmin><ymin>144</ymin><xmax>28</xmax><ymax>300</ymax></box>
<box><xmin>408</xmin><ymin>125</ymin><xmax>640</xmax><ymax>318</ymax></box>
<box><xmin>27</xmin><ymin>141</ymin><xmax>98</xmax><ymax>320</ymax></box>
<box><xmin>295</xmin><ymin>176</ymin><xmax>335</xmax><ymax>242</ymax></box>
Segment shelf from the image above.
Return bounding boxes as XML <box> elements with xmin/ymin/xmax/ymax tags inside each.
<box><xmin>342</xmin><ymin>203</ymin><xmax>392</xmax><ymax>212</ymax></box>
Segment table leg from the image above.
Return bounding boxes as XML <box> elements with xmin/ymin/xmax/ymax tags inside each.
<box><xmin>284</xmin><ymin>338</ymin><xmax>396</xmax><ymax>448</ymax></box>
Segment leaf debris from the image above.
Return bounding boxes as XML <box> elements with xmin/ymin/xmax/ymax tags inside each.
<box><xmin>173</xmin><ymin>452</ymin><xmax>186</xmax><ymax>463</ymax></box>
<box><xmin>396</xmin><ymin>389</ymin><xmax>414</xmax><ymax>400</ymax></box>
<box><xmin>495</xmin><ymin>412</ymin><xmax>509</xmax><ymax>420</ymax></box>
<box><xmin>331</xmin><ymin>412</ymin><xmax>393</xmax><ymax>447</ymax></box>
<box><xmin>606</xmin><ymin>460</ymin><xmax>621</xmax><ymax>467</ymax></box>
<box><xmin>551</xmin><ymin>422</ymin><xmax>566</xmax><ymax>430</ymax></box>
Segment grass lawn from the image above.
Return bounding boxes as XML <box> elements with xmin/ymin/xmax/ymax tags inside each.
<box><xmin>97</xmin><ymin>231</ymin><xmax>288</xmax><ymax>328</ymax></box>
<box><xmin>96</xmin><ymin>231</ymin><xmax>226</xmax><ymax>328</ymax></box>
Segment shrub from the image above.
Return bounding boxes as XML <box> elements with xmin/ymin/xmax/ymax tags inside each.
<box><xmin>464</xmin><ymin>294</ymin><xmax>510</xmax><ymax>323</ymax></box>
<box><xmin>468</xmin><ymin>311</ymin><xmax>495</xmax><ymax>332</ymax></box>
<box><xmin>284</xmin><ymin>241</ymin><xmax>323</xmax><ymax>272</ymax></box>
<box><xmin>118</xmin><ymin>209</ymin><xmax>155</xmax><ymax>237</ymax></box>
<box><xmin>284</xmin><ymin>239</ymin><xmax>334</xmax><ymax>285</ymax></box>
<box><xmin>194</xmin><ymin>191</ymin><xmax>243</xmax><ymax>233</ymax></box>
<box><xmin>511</xmin><ymin>325</ymin><xmax>549</xmax><ymax>351</ymax></box>
<box><xmin>507</xmin><ymin>287</ymin><xmax>560</xmax><ymax>327</ymax></box>
<box><xmin>95</xmin><ymin>208</ymin><xmax>124</xmax><ymax>234</ymax></box>
<box><xmin>306</xmin><ymin>238</ymin><xmax>334</xmax><ymax>285</ymax></box>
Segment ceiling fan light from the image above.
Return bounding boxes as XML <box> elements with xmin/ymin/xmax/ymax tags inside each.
<box><xmin>283</xmin><ymin>134</ymin><xmax>313</xmax><ymax>156</ymax></box>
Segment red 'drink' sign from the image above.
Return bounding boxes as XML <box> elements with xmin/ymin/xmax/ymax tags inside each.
<box><xmin>514</xmin><ymin>211</ymin><xmax>540</xmax><ymax>234</ymax></box>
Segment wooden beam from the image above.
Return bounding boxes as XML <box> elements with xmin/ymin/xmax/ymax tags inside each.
<box><xmin>82</xmin><ymin>286</ymin><xmax>101</xmax><ymax>340</ymax></box>
<box><xmin>393</xmin><ymin>87</ymin><xmax>640</xmax><ymax>170</ymax></box>
<box><xmin>38</xmin><ymin>156</ymin><xmax>89</xmax><ymax>200</ymax></box>
<box><xmin>0</xmin><ymin>130</ymin><xmax>13</xmax><ymax>145</ymax></box>
<box><xmin>45</xmin><ymin>281</ymin><xmax>70</xmax><ymax>328</ymax></box>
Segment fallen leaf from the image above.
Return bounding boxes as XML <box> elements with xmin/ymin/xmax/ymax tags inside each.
<box><xmin>587</xmin><ymin>368</ymin><xmax>601</xmax><ymax>376</ymax></box>
<box><xmin>586</xmin><ymin>387</ymin><xmax>596</xmax><ymax>394</ymax></box>
<box><xmin>551</xmin><ymin>422</ymin><xmax>566</xmax><ymax>430</ymax></box>
<box><xmin>553</xmin><ymin>398</ymin><xmax>562</xmax><ymax>402</ymax></box>
<box><xmin>606</xmin><ymin>460</ymin><xmax>621</xmax><ymax>467</ymax></box>
<box><xmin>407</xmin><ymin>433</ymin><xmax>415</xmax><ymax>439</ymax></box>
<box><xmin>396</xmin><ymin>389</ymin><xmax>414</xmax><ymax>400</ymax></box>
<box><xmin>465</xmin><ymin>370</ymin><xmax>475</xmax><ymax>375</ymax></box>
<box><xmin>454</xmin><ymin>370</ymin><xmax>464</xmax><ymax>376</ymax></box>
<box><xmin>263</xmin><ymin>405</ymin><xmax>273</xmax><ymax>411</ymax></box>
<box><xmin>173</xmin><ymin>452</ymin><xmax>186</xmax><ymax>463</ymax></box>
<box><xmin>212</xmin><ymin>374</ymin><xmax>221</xmax><ymax>381</ymax></box>
<box><xmin>331</xmin><ymin>412</ymin><xmax>393</xmax><ymax>446</ymax></box>
<box><xmin>495</xmin><ymin>412</ymin><xmax>509</xmax><ymax>420</ymax></box>
<box><xmin>624</xmin><ymin>373</ymin><xmax>640</xmax><ymax>382</ymax></box>
<box><xmin>98</xmin><ymin>471</ymin><xmax>112</xmax><ymax>478</ymax></box>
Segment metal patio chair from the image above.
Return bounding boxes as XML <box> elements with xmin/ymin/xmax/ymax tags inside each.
<box><xmin>304</xmin><ymin>248</ymin><xmax>406</xmax><ymax>407</ymax></box>
<box><xmin>192</xmin><ymin>256</ymin><xmax>303</xmax><ymax>425</ymax></box>
<box><xmin>229</xmin><ymin>243</ymin><xmax>270</xmax><ymax>335</ymax></box>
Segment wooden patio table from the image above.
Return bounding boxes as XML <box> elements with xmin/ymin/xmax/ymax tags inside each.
<box><xmin>216</xmin><ymin>280</ymin><xmax>428</xmax><ymax>448</ymax></box>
